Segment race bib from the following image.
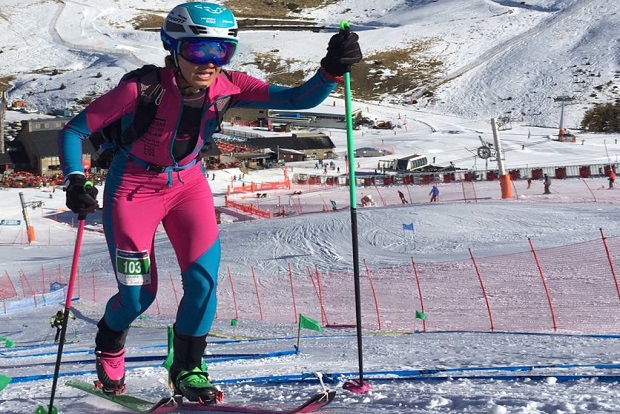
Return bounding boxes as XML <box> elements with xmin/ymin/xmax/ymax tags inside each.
<box><xmin>116</xmin><ymin>249</ymin><xmax>151</xmax><ymax>286</ymax></box>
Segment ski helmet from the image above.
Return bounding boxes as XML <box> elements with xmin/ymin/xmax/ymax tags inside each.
<box><xmin>161</xmin><ymin>2</ymin><xmax>238</xmax><ymax>53</ymax></box>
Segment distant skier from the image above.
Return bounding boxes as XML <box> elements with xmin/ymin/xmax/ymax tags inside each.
<box><xmin>543</xmin><ymin>174</ymin><xmax>552</xmax><ymax>194</ymax></box>
<box><xmin>361</xmin><ymin>194</ymin><xmax>375</xmax><ymax>207</ymax></box>
<box><xmin>609</xmin><ymin>170</ymin><xmax>616</xmax><ymax>189</ymax></box>
<box><xmin>398</xmin><ymin>190</ymin><xmax>408</xmax><ymax>204</ymax></box>
<box><xmin>429</xmin><ymin>185</ymin><xmax>439</xmax><ymax>202</ymax></box>
<box><xmin>50</xmin><ymin>310</ymin><xmax>76</xmax><ymax>344</ymax></box>
<box><xmin>330</xmin><ymin>200</ymin><xmax>338</xmax><ymax>211</ymax></box>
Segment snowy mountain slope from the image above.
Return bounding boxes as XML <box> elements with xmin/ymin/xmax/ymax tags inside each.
<box><xmin>429</xmin><ymin>0</ymin><xmax>620</xmax><ymax>128</ymax></box>
<box><xmin>1</xmin><ymin>0</ymin><xmax>618</xmax><ymax>128</ymax></box>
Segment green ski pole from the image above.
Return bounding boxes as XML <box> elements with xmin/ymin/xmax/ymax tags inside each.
<box><xmin>339</xmin><ymin>20</ymin><xmax>370</xmax><ymax>395</ymax></box>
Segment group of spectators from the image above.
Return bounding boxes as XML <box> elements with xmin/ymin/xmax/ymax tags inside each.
<box><xmin>0</xmin><ymin>171</ymin><xmax>62</xmax><ymax>189</ymax></box>
<box><xmin>0</xmin><ymin>170</ymin><xmax>108</xmax><ymax>189</ymax></box>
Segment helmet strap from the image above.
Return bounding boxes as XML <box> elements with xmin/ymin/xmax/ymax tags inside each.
<box><xmin>171</xmin><ymin>51</ymin><xmax>192</xmax><ymax>86</ymax></box>
<box><xmin>171</xmin><ymin>51</ymin><xmax>207</xmax><ymax>96</ymax></box>
<box><xmin>171</xmin><ymin>52</ymin><xmax>182</xmax><ymax>74</ymax></box>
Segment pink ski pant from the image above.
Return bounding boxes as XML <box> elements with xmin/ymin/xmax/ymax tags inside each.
<box><xmin>101</xmin><ymin>161</ymin><xmax>220</xmax><ymax>337</ymax></box>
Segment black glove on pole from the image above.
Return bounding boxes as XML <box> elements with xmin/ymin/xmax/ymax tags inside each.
<box><xmin>320</xmin><ymin>24</ymin><xmax>363</xmax><ymax>76</ymax></box>
<box><xmin>65</xmin><ymin>174</ymin><xmax>99</xmax><ymax>215</ymax></box>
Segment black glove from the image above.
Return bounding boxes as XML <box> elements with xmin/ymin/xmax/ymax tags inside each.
<box><xmin>320</xmin><ymin>26</ymin><xmax>363</xmax><ymax>76</ymax></box>
<box><xmin>65</xmin><ymin>174</ymin><xmax>99</xmax><ymax>215</ymax></box>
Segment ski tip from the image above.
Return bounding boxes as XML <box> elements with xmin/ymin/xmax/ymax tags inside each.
<box><xmin>148</xmin><ymin>396</ymin><xmax>178</xmax><ymax>413</ymax></box>
<box><xmin>342</xmin><ymin>379</ymin><xmax>371</xmax><ymax>394</ymax></box>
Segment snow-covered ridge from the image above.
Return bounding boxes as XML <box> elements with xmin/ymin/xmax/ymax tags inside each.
<box><xmin>0</xmin><ymin>0</ymin><xmax>618</xmax><ymax>127</ymax></box>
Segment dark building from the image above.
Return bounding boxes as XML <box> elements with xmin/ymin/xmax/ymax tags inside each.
<box><xmin>244</xmin><ymin>132</ymin><xmax>336</xmax><ymax>161</ymax></box>
<box><xmin>16</xmin><ymin>118</ymin><xmax>94</xmax><ymax>177</ymax></box>
<box><xmin>0</xmin><ymin>151</ymin><xmax>13</xmax><ymax>173</ymax></box>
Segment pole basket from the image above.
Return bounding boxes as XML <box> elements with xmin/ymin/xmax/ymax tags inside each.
<box><xmin>343</xmin><ymin>378</ymin><xmax>371</xmax><ymax>394</ymax></box>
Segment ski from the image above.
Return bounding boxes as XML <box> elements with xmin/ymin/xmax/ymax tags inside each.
<box><xmin>148</xmin><ymin>391</ymin><xmax>335</xmax><ymax>413</ymax></box>
<box><xmin>66</xmin><ymin>380</ymin><xmax>154</xmax><ymax>412</ymax></box>
<box><xmin>67</xmin><ymin>379</ymin><xmax>336</xmax><ymax>413</ymax></box>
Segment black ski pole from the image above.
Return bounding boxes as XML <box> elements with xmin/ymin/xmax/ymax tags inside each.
<box><xmin>36</xmin><ymin>213</ymin><xmax>87</xmax><ymax>414</ymax></box>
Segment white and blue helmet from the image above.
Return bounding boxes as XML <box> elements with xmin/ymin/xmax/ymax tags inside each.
<box><xmin>161</xmin><ymin>2</ymin><xmax>239</xmax><ymax>51</ymax></box>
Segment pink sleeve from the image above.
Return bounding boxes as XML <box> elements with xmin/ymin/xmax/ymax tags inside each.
<box><xmin>227</xmin><ymin>71</ymin><xmax>270</xmax><ymax>102</ymax></box>
<box><xmin>84</xmin><ymin>79</ymin><xmax>140</xmax><ymax>133</ymax></box>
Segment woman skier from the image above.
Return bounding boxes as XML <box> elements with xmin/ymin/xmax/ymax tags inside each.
<box><xmin>58</xmin><ymin>1</ymin><xmax>362</xmax><ymax>403</ymax></box>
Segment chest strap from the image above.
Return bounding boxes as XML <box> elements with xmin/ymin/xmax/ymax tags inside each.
<box><xmin>128</xmin><ymin>154</ymin><xmax>198</xmax><ymax>173</ymax></box>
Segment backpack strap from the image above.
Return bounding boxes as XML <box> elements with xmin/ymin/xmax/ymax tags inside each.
<box><xmin>212</xmin><ymin>69</ymin><xmax>234</xmax><ymax>135</ymax></box>
<box><xmin>118</xmin><ymin>65</ymin><xmax>162</xmax><ymax>146</ymax></box>
<box><xmin>97</xmin><ymin>65</ymin><xmax>161</xmax><ymax>145</ymax></box>
<box><xmin>198</xmin><ymin>69</ymin><xmax>234</xmax><ymax>157</ymax></box>
<box><xmin>89</xmin><ymin>65</ymin><xmax>162</xmax><ymax>169</ymax></box>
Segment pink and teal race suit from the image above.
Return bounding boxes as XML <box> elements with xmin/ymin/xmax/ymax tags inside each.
<box><xmin>58</xmin><ymin>67</ymin><xmax>337</xmax><ymax>337</ymax></box>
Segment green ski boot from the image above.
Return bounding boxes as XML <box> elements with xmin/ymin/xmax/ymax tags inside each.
<box><xmin>168</xmin><ymin>325</ymin><xmax>221</xmax><ymax>403</ymax></box>
<box><xmin>173</xmin><ymin>367</ymin><xmax>219</xmax><ymax>403</ymax></box>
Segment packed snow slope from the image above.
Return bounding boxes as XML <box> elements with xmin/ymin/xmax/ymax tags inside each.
<box><xmin>3</xmin><ymin>180</ymin><xmax>620</xmax><ymax>413</ymax></box>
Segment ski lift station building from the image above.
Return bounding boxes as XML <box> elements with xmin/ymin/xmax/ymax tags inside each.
<box><xmin>267</xmin><ymin>101</ymin><xmax>362</xmax><ymax>130</ymax></box>
<box><xmin>385</xmin><ymin>154</ymin><xmax>430</xmax><ymax>171</ymax></box>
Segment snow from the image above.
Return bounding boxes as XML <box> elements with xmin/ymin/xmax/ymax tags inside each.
<box><xmin>3</xmin><ymin>0</ymin><xmax>619</xmax><ymax>127</ymax></box>
<box><xmin>2</xmin><ymin>0</ymin><xmax>620</xmax><ymax>413</ymax></box>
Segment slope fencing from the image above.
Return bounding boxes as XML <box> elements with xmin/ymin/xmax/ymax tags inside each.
<box><xmin>222</xmin><ymin>176</ymin><xmax>619</xmax><ymax>219</ymax></box>
<box><xmin>3</xmin><ymin>231</ymin><xmax>620</xmax><ymax>335</ymax></box>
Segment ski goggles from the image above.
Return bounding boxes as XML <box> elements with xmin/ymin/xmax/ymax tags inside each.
<box><xmin>178</xmin><ymin>38</ymin><xmax>237</xmax><ymax>66</ymax></box>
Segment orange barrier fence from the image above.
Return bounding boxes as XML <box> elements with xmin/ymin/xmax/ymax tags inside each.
<box><xmin>227</xmin><ymin>180</ymin><xmax>291</xmax><ymax>195</ymax></box>
<box><xmin>224</xmin><ymin>198</ymin><xmax>271</xmax><ymax>219</ymax></box>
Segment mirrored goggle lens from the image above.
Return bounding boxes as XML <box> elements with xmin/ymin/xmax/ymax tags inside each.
<box><xmin>180</xmin><ymin>39</ymin><xmax>237</xmax><ymax>66</ymax></box>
